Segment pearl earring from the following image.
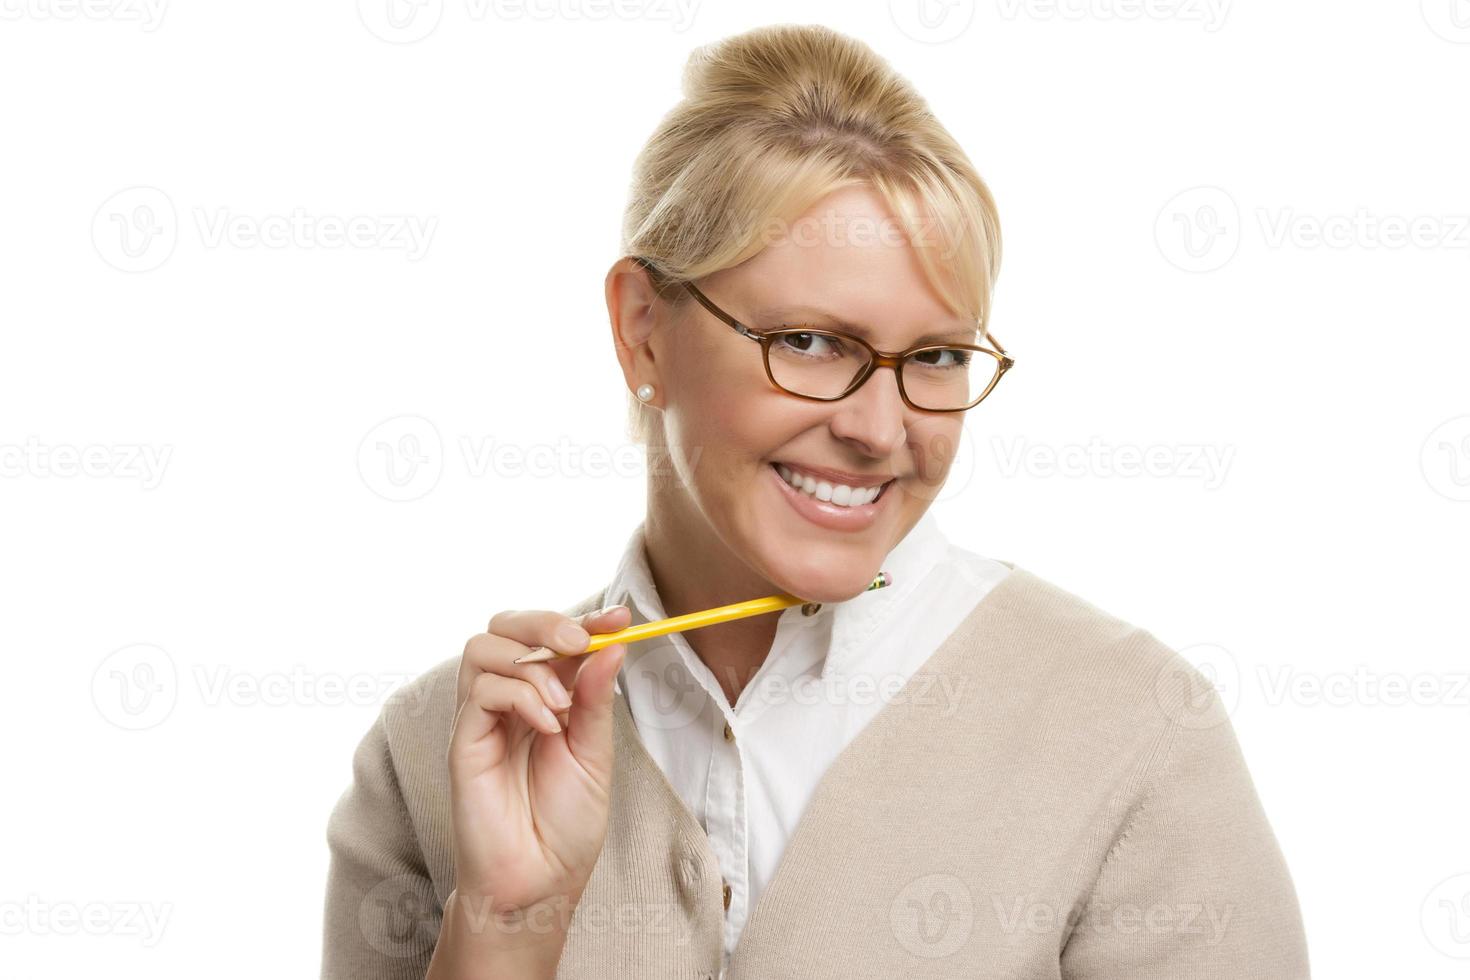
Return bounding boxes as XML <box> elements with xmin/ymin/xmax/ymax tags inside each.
<box><xmin>636</xmin><ymin>383</ymin><xmax>656</xmax><ymax>402</ymax></box>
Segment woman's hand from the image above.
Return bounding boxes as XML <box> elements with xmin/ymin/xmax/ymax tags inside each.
<box><xmin>447</xmin><ymin>605</ymin><xmax>631</xmax><ymax>930</ymax></box>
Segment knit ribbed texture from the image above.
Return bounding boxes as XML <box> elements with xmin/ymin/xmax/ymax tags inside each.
<box><xmin>321</xmin><ymin>563</ymin><xmax>1310</xmax><ymax>979</ymax></box>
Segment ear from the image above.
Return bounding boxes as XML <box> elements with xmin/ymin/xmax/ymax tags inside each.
<box><xmin>605</xmin><ymin>257</ymin><xmax>663</xmax><ymax>404</ymax></box>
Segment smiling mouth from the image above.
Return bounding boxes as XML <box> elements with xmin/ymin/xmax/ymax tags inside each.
<box><xmin>770</xmin><ymin>462</ymin><xmax>894</xmax><ymax>508</ymax></box>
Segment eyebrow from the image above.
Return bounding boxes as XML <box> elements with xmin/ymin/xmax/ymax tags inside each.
<box><xmin>748</xmin><ymin>304</ymin><xmax>980</xmax><ymax>347</ymax></box>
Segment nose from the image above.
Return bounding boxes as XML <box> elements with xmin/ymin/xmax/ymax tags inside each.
<box><xmin>826</xmin><ymin>363</ymin><xmax>908</xmax><ymax>457</ymax></box>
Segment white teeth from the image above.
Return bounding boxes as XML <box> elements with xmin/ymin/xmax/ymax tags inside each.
<box><xmin>773</xmin><ymin>464</ymin><xmax>887</xmax><ymax>508</ymax></box>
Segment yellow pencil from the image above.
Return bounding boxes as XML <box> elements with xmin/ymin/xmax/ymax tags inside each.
<box><xmin>513</xmin><ymin>571</ymin><xmax>892</xmax><ymax>664</ymax></box>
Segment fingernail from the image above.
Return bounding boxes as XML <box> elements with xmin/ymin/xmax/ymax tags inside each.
<box><xmin>557</xmin><ymin>623</ymin><xmax>590</xmax><ymax>650</ymax></box>
<box><xmin>595</xmin><ymin>604</ymin><xmax>626</xmax><ymax>617</ymax></box>
<box><xmin>541</xmin><ymin>705</ymin><xmax>561</xmax><ymax>732</ymax></box>
<box><xmin>547</xmin><ymin>676</ymin><xmax>572</xmax><ymax>709</ymax></box>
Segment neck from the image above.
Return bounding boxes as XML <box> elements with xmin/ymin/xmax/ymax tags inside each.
<box><xmin>643</xmin><ymin>480</ymin><xmax>780</xmax><ymax>707</ymax></box>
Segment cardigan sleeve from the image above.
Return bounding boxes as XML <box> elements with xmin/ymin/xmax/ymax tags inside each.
<box><xmin>1059</xmin><ymin>673</ymin><xmax>1311</xmax><ymax>980</ymax></box>
<box><xmin>320</xmin><ymin>707</ymin><xmax>441</xmax><ymax>980</ymax></box>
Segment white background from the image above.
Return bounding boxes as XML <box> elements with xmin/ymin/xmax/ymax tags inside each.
<box><xmin>2</xmin><ymin>1</ymin><xmax>1468</xmax><ymax>976</ymax></box>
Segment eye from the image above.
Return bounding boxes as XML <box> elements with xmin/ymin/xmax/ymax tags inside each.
<box><xmin>769</xmin><ymin>330</ymin><xmax>848</xmax><ymax>360</ymax></box>
<box><xmin>908</xmin><ymin>348</ymin><xmax>974</xmax><ymax>370</ymax></box>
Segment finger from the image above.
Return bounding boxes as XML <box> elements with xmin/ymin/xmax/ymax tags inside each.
<box><xmin>545</xmin><ymin>605</ymin><xmax>632</xmax><ymax>693</ymax></box>
<box><xmin>459</xmin><ymin>632</ymin><xmax>574</xmax><ymax>714</ymax></box>
<box><xmin>462</xmin><ymin>605</ymin><xmax>631</xmax><ymax>708</ymax></box>
<box><xmin>474</xmin><ymin>609</ymin><xmax>591</xmax><ymax>702</ymax></box>
<box><xmin>486</xmin><ymin>609</ymin><xmax>594</xmax><ymax>657</ymax></box>
<box><xmin>458</xmin><ymin>632</ymin><xmax>518</xmax><ymax>709</ymax></box>
<box><xmin>451</xmin><ymin>672</ymin><xmax>562</xmax><ymax>757</ymax></box>
<box><xmin>562</xmin><ymin>643</ymin><xmax>627</xmax><ymax>783</ymax></box>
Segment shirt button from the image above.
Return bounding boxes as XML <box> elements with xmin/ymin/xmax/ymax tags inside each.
<box><xmin>722</xmin><ymin>721</ymin><xmax>734</xmax><ymax>742</ymax></box>
<box><xmin>722</xmin><ymin>879</ymin><xmax>732</xmax><ymax>910</ymax></box>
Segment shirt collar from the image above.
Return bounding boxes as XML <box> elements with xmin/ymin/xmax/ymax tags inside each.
<box><xmin>604</xmin><ymin>510</ymin><xmax>953</xmax><ymax>687</ymax></box>
<box><xmin>818</xmin><ymin>508</ymin><xmax>952</xmax><ymax>678</ymax></box>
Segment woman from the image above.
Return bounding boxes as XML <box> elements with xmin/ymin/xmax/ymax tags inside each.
<box><xmin>321</xmin><ymin>24</ymin><xmax>1309</xmax><ymax>980</ymax></box>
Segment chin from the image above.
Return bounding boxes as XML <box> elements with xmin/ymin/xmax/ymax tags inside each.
<box><xmin>766</xmin><ymin>553</ymin><xmax>883</xmax><ymax>604</ymax></box>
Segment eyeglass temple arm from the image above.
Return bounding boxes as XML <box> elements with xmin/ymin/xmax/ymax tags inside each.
<box><xmin>679</xmin><ymin>276</ymin><xmax>766</xmax><ymax>343</ymax></box>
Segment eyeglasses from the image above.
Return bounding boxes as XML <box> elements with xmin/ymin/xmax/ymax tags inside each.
<box><xmin>631</xmin><ymin>256</ymin><xmax>1014</xmax><ymax>413</ymax></box>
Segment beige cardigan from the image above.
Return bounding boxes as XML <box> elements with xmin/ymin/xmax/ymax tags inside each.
<box><xmin>321</xmin><ymin>562</ymin><xmax>1310</xmax><ymax>979</ymax></box>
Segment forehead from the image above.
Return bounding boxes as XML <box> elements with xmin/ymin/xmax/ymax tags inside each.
<box><xmin>727</xmin><ymin>186</ymin><xmax>973</xmax><ymax>338</ymax></box>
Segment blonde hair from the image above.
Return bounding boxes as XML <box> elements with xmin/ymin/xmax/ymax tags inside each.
<box><xmin>620</xmin><ymin>23</ymin><xmax>1003</xmax><ymax>444</ymax></box>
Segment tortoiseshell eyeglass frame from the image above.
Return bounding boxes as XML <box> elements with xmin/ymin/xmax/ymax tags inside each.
<box><xmin>630</xmin><ymin>256</ymin><xmax>1014</xmax><ymax>413</ymax></box>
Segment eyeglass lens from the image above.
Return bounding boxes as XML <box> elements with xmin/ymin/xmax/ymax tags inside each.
<box><xmin>764</xmin><ymin>331</ymin><xmax>997</xmax><ymax>410</ymax></box>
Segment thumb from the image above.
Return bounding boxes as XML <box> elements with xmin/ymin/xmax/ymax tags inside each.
<box><xmin>548</xmin><ymin>604</ymin><xmax>631</xmax><ymax>693</ymax></box>
<box><xmin>564</xmin><ymin>642</ymin><xmax>626</xmax><ymax>782</ymax></box>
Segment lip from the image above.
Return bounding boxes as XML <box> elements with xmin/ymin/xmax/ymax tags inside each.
<box><xmin>768</xmin><ymin>462</ymin><xmax>892</xmax><ymax>531</ymax></box>
<box><xmin>771</xmin><ymin>460</ymin><xmax>893</xmax><ymax>488</ymax></box>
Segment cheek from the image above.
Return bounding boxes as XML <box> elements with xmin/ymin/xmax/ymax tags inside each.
<box><xmin>666</xmin><ymin>371</ymin><xmax>758</xmax><ymax>456</ymax></box>
<box><xmin>906</xmin><ymin>417</ymin><xmax>966</xmax><ymax>491</ymax></box>
<box><xmin>659</xmin><ymin>349</ymin><xmax>786</xmax><ymax>494</ymax></box>
<box><xmin>665</xmin><ymin>343</ymin><xmax>798</xmax><ymax>453</ymax></box>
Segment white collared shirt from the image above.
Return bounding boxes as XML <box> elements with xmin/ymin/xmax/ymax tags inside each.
<box><xmin>605</xmin><ymin>509</ymin><xmax>1011</xmax><ymax>969</ymax></box>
